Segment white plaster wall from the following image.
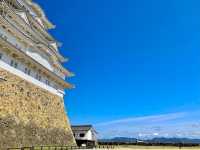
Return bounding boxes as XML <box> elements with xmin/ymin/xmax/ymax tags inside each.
<box><xmin>26</xmin><ymin>49</ymin><xmax>53</xmax><ymax>72</ymax></box>
<box><xmin>86</xmin><ymin>130</ymin><xmax>93</xmax><ymax>141</ymax></box>
<box><xmin>0</xmin><ymin>50</ymin><xmax>65</xmax><ymax>97</ymax></box>
<box><xmin>74</xmin><ymin>130</ymin><xmax>94</xmax><ymax>141</ymax></box>
<box><xmin>0</xmin><ymin>26</ymin><xmax>65</xmax><ymax>79</ymax></box>
<box><xmin>0</xmin><ymin>27</ymin><xmax>19</xmax><ymax>48</ymax></box>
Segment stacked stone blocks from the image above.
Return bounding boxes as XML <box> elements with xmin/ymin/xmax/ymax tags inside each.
<box><xmin>0</xmin><ymin>69</ymin><xmax>76</xmax><ymax>149</ymax></box>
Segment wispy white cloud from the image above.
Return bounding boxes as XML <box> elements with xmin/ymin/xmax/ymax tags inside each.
<box><xmin>96</xmin><ymin>112</ymin><xmax>187</xmax><ymax>126</ymax></box>
<box><xmin>95</xmin><ymin>111</ymin><xmax>200</xmax><ymax>139</ymax></box>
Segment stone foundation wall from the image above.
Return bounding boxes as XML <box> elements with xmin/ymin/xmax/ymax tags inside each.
<box><xmin>0</xmin><ymin>69</ymin><xmax>76</xmax><ymax>149</ymax></box>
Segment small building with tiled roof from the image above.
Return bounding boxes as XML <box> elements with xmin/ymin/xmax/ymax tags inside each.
<box><xmin>71</xmin><ymin>125</ymin><xmax>98</xmax><ymax>147</ymax></box>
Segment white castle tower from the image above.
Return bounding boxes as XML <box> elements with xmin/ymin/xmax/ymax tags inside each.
<box><xmin>0</xmin><ymin>0</ymin><xmax>76</xmax><ymax>148</ymax></box>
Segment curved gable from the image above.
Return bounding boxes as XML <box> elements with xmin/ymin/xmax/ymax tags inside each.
<box><xmin>16</xmin><ymin>11</ymin><xmax>30</xmax><ymax>25</ymax></box>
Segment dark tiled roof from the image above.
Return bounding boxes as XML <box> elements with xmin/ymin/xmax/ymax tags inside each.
<box><xmin>71</xmin><ymin>125</ymin><xmax>93</xmax><ymax>131</ymax></box>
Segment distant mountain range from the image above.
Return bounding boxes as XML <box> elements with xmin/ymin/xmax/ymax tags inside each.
<box><xmin>99</xmin><ymin>137</ymin><xmax>200</xmax><ymax>144</ymax></box>
<box><xmin>100</xmin><ymin>137</ymin><xmax>137</xmax><ymax>143</ymax></box>
<box><xmin>147</xmin><ymin>138</ymin><xmax>200</xmax><ymax>144</ymax></box>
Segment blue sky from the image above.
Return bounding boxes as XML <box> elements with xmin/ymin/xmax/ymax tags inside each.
<box><xmin>36</xmin><ymin>0</ymin><xmax>200</xmax><ymax>138</ymax></box>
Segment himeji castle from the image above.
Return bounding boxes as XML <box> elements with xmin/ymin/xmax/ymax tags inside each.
<box><xmin>0</xmin><ymin>0</ymin><xmax>76</xmax><ymax>148</ymax></box>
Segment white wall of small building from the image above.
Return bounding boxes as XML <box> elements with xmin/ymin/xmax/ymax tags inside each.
<box><xmin>73</xmin><ymin>130</ymin><xmax>96</xmax><ymax>141</ymax></box>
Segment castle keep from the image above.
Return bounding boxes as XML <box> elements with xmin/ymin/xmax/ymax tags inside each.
<box><xmin>0</xmin><ymin>0</ymin><xmax>76</xmax><ymax>148</ymax></box>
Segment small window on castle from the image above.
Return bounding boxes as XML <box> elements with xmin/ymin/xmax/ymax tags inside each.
<box><xmin>10</xmin><ymin>60</ymin><xmax>14</xmax><ymax>66</ymax></box>
<box><xmin>0</xmin><ymin>53</ymin><xmax>2</xmax><ymax>59</ymax></box>
<box><xmin>36</xmin><ymin>74</ymin><xmax>42</xmax><ymax>81</ymax></box>
<box><xmin>38</xmin><ymin>76</ymin><xmax>41</xmax><ymax>81</ymax></box>
<box><xmin>10</xmin><ymin>60</ymin><xmax>18</xmax><ymax>68</ymax></box>
<box><xmin>46</xmin><ymin>80</ymin><xmax>50</xmax><ymax>85</ymax></box>
<box><xmin>25</xmin><ymin>68</ymin><xmax>31</xmax><ymax>75</ymax></box>
<box><xmin>27</xmin><ymin>69</ymin><xmax>31</xmax><ymax>75</ymax></box>
<box><xmin>14</xmin><ymin>62</ymin><xmax>18</xmax><ymax>68</ymax></box>
<box><xmin>25</xmin><ymin>68</ymin><xmax>28</xmax><ymax>74</ymax></box>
